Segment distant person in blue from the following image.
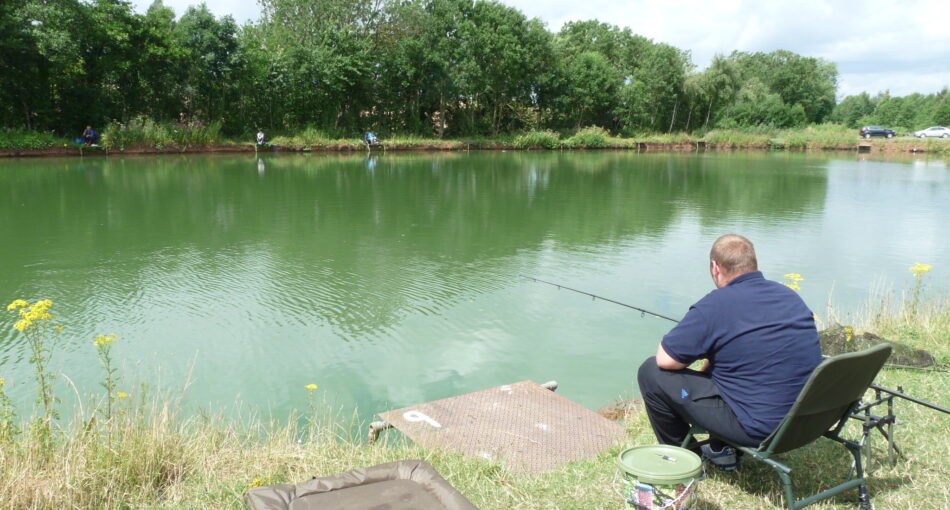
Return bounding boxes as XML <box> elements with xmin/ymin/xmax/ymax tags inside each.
<box><xmin>81</xmin><ymin>126</ymin><xmax>99</xmax><ymax>146</ymax></box>
<box><xmin>364</xmin><ymin>131</ymin><xmax>378</xmax><ymax>146</ymax></box>
<box><xmin>637</xmin><ymin>234</ymin><xmax>821</xmax><ymax>471</ymax></box>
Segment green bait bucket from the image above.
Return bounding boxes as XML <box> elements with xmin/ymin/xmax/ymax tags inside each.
<box><xmin>616</xmin><ymin>445</ymin><xmax>702</xmax><ymax>510</ymax></box>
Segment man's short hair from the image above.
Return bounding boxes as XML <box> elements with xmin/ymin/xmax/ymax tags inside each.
<box><xmin>710</xmin><ymin>234</ymin><xmax>758</xmax><ymax>275</ymax></box>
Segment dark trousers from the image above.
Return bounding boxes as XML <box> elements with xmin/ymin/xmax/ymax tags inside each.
<box><xmin>637</xmin><ymin>357</ymin><xmax>762</xmax><ymax>449</ymax></box>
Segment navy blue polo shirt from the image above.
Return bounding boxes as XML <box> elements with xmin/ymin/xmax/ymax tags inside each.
<box><xmin>661</xmin><ymin>271</ymin><xmax>821</xmax><ymax>439</ymax></box>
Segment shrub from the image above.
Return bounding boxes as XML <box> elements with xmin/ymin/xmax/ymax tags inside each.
<box><xmin>101</xmin><ymin>117</ymin><xmax>221</xmax><ymax>150</ymax></box>
<box><xmin>0</xmin><ymin>129</ymin><xmax>62</xmax><ymax>150</ymax></box>
<box><xmin>271</xmin><ymin>127</ymin><xmax>334</xmax><ymax>149</ymax></box>
<box><xmin>513</xmin><ymin>130</ymin><xmax>561</xmax><ymax>149</ymax></box>
<box><xmin>564</xmin><ymin>126</ymin><xmax>610</xmax><ymax>148</ymax></box>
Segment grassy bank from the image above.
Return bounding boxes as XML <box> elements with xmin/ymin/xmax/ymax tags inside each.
<box><xmin>0</xmin><ymin>129</ymin><xmax>73</xmax><ymax>151</ymax></box>
<box><xmin>1</xmin><ymin>286</ymin><xmax>948</xmax><ymax>509</ymax></box>
<box><xmin>3</xmin><ymin>124</ymin><xmax>950</xmax><ymax>155</ymax></box>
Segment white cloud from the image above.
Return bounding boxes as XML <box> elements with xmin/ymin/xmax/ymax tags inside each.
<box><xmin>131</xmin><ymin>0</ymin><xmax>949</xmax><ymax>97</ymax></box>
<box><xmin>508</xmin><ymin>0</ymin><xmax>949</xmax><ymax>96</ymax></box>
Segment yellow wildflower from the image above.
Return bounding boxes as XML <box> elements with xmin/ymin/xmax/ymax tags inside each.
<box><xmin>20</xmin><ymin>299</ymin><xmax>53</xmax><ymax>322</ymax></box>
<box><xmin>13</xmin><ymin>319</ymin><xmax>32</xmax><ymax>332</ymax></box>
<box><xmin>784</xmin><ymin>283</ymin><xmax>801</xmax><ymax>291</ymax></box>
<box><xmin>248</xmin><ymin>476</ymin><xmax>272</xmax><ymax>488</ymax></box>
<box><xmin>94</xmin><ymin>334</ymin><xmax>118</xmax><ymax>346</ymax></box>
<box><xmin>783</xmin><ymin>273</ymin><xmax>804</xmax><ymax>283</ymax></box>
<box><xmin>909</xmin><ymin>262</ymin><xmax>932</xmax><ymax>277</ymax></box>
<box><xmin>305</xmin><ymin>384</ymin><xmax>318</xmax><ymax>391</ymax></box>
<box><xmin>116</xmin><ymin>392</ymin><xmax>129</xmax><ymax>399</ymax></box>
<box><xmin>844</xmin><ymin>326</ymin><xmax>854</xmax><ymax>342</ymax></box>
<box><xmin>54</xmin><ymin>326</ymin><xmax>64</xmax><ymax>332</ymax></box>
<box><xmin>6</xmin><ymin>299</ymin><xmax>28</xmax><ymax>311</ymax></box>
<box><xmin>0</xmin><ymin>377</ymin><xmax>5</xmax><ymax>387</ymax></box>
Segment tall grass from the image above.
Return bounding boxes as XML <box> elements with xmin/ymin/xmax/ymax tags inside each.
<box><xmin>512</xmin><ymin>130</ymin><xmax>561</xmax><ymax>149</ymax></box>
<box><xmin>0</xmin><ymin>129</ymin><xmax>66</xmax><ymax>150</ymax></box>
<box><xmin>635</xmin><ymin>132</ymin><xmax>694</xmax><ymax>144</ymax></box>
<box><xmin>269</xmin><ymin>127</ymin><xmax>334</xmax><ymax>149</ymax></box>
<box><xmin>778</xmin><ymin>124</ymin><xmax>855</xmax><ymax>149</ymax></box>
<box><xmin>703</xmin><ymin>128</ymin><xmax>771</xmax><ymax>147</ymax></box>
<box><xmin>101</xmin><ymin>117</ymin><xmax>222</xmax><ymax>150</ymax></box>
<box><xmin>564</xmin><ymin>126</ymin><xmax>611</xmax><ymax>148</ymax></box>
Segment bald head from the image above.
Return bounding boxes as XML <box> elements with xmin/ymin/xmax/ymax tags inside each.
<box><xmin>710</xmin><ymin>234</ymin><xmax>757</xmax><ymax>283</ymax></box>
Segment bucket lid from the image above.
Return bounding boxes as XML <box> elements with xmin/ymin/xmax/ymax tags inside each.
<box><xmin>617</xmin><ymin>445</ymin><xmax>702</xmax><ymax>485</ymax></box>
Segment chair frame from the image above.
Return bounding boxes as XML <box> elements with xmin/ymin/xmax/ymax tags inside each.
<box><xmin>681</xmin><ymin>344</ymin><xmax>892</xmax><ymax>510</ymax></box>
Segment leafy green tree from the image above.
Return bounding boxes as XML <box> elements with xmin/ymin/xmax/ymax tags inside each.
<box><xmin>451</xmin><ymin>1</ymin><xmax>552</xmax><ymax>134</ymax></box>
<box><xmin>175</xmin><ymin>5</ymin><xmax>241</xmax><ymax>125</ymax></box>
<box><xmin>627</xmin><ymin>43</ymin><xmax>690</xmax><ymax>131</ymax></box>
<box><xmin>556</xmin><ymin>20</ymin><xmax>651</xmax><ymax>79</ymax></box>
<box><xmin>697</xmin><ymin>55</ymin><xmax>739</xmax><ymax>129</ymax></box>
<box><xmin>0</xmin><ymin>0</ymin><xmax>46</xmax><ymax>129</ymax></box>
<box><xmin>562</xmin><ymin>51</ymin><xmax>621</xmax><ymax>128</ymax></box>
<box><xmin>16</xmin><ymin>0</ymin><xmax>88</xmax><ymax>131</ymax></box>
<box><xmin>721</xmin><ymin>77</ymin><xmax>804</xmax><ymax>128</ymax></box>
<box><xmin>933</xmin><ymin>92</ymin><xmax>950</xmax><ymax>126</ymax></box>
<box><xmin>728</xmin><ymin>50</ymin><xmax>837</xmax><ymax>124</ymax></box>
<box><xmin>137</xmin><ymin>0</ymin><xmax>187</xmax><ymax>122</ymax></box>
<box><xmin>258</xmin><ymin>0</ymin><xmax>378</xmax><ymax>131</ymax></box>
<box><xmin>829</xmin><ymin>92</ymin><xmax>874</xmax><ymax>128</ymax></box>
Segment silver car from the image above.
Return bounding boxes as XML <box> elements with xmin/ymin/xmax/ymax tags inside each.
<box><xmin>914</xmin><ymin>126</ymin><xmax>950</xmax><ymax>138</ymax></box>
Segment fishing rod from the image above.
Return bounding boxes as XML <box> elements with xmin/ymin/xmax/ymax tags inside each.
<box><xmin>523</xmin><ymin>274</ymin><xmax>949</xmax><ymax>415</ymax></box>
<box><xmin>519</xmin><ymin>275</ymin><xmax>680</xmax><ymax>323</ymax></box>
<box><xmin>869</xmin><ymin>384</ymin><xmax>949</xmax><ymax>415</ymax></box>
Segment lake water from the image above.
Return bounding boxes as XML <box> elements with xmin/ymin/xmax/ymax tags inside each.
<box><xmin>1</xmin><ymin>151</ymin><xmax>947</xmax><ymax>421</ymax></box>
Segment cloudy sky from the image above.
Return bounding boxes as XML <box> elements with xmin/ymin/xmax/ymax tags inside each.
<box><xmin>132</xmin><ymin>0</ymin><xmax>949</xmax><ymax>98</ymax></box>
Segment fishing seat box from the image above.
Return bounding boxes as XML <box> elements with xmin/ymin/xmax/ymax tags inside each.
<box><xmin>245</xmin><ymin>459</ymin><xmax>478</xmax><ymax>510</ymax></box>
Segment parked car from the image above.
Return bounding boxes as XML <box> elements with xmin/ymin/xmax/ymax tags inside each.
<box><xmin>914</xmin><ymin>126</ymin><xmax>950</xmax><ymax>139</ymax></box>
<box><xmin>859</xmin><ymin>126</ymin><xmax>897</xmax><ymax>139</ymax></box>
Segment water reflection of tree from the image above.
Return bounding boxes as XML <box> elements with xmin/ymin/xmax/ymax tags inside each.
<box><xmin>0</xmin><ymin>153</ymin><xmax>826</xmax><ymax>341</ymax></box>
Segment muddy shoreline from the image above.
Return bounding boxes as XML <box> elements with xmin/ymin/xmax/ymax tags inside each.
<box><xmin>1</xmin><ymin>140</ymin><xmax>945</xmax><ymax>158</ymax></box>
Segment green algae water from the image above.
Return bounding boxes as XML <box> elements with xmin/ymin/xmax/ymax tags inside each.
<box><xmin>1</xmin><ymin>151</ymin><xmax>948</xmax><ymax>420</ymax></box>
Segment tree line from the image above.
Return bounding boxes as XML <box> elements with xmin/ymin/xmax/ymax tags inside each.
<box><xmin>1</xmin><ymin>0</ymin><xmax>947</xmax><ymax>139</ymax></box>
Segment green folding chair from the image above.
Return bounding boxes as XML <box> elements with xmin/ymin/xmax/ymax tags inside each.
<box><xmin>681</xmin><ymin>343</ymin><xmax>892</xmax><ymax>510</ymax></box>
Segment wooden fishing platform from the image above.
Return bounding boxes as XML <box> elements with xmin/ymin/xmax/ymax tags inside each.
<box><xmin>373</xmin><ymin>380</ymin><xmax>625</xmax><ymax>474</ymax></box>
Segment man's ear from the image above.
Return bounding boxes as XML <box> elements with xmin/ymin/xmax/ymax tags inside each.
<box><xmin>710</xmin><ymin>260</ymin><xmax>725</xmax><ymax>288</ymax></box>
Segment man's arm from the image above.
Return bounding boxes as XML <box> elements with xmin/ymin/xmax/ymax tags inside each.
<box><xmin>656</xmin><ymin>343</ymin><xmax>688</xmax><ymax>370</ymax></box>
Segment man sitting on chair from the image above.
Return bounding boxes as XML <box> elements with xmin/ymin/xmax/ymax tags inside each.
<box><xmin>637</xmin><ymin>234</ymin><xmax>821</xmax><ymax>471</ymax></box>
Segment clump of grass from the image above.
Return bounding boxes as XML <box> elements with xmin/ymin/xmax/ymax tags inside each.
<box><xmin>0</xmin><ymin>377</ymin><xmax>16</xmax><ymax>441</ymax></box>
<box><xmin>381</xmin><ymin>134</ymin><xmax>459</xmax><ymax>148</ymax></box>
<box><xmin>857</xmin><ymin>269</ymin><xmax>947</xmax><ymax>365</ymax></box>
<box><xmin>270</xmin><ymin>126</ymin><xmax>333</xmax><ymax>149</ymax></box>
<box><xmin>635</xmin><ymin>132</ymin><xmax>694</xmax><ymax>144</ymax></box>
<box><xmin>170</xmin><ymin>120</ymin><xmax>222</xmax><ymax>147</ymax></box>
<box><xmin>564</xmin><ymin>126</ymin><xmax>611</xmax><ymax>148</ymax></box>
<box><xmin>780</xmin><ymin>124</ymin><xmax>854</xmax><ymax>149</ymax></box>
<box><xmin>101</xmin><ymin>117</ymin><xmax>222</xmax><ymax>150</ymax></box>
<box><xmin>703</xmin><ymin>129</ymin><xmax>771</xmax><ymax>147</ymax></box>
<box><xmin>513</xmin><ymin>130</ymin><xmax>561</xmax><ymax>149</ymax></box>
<box><xmin>0</xmin><ymin>129</ymin><xmax>64</xmax><ymax>150</ymax></box>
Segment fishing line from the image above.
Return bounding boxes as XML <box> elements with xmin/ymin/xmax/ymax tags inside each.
<box><xmin>519</xmin><ymin>274</ymin><xmax>680</xmax><ymax>323</ymax></box>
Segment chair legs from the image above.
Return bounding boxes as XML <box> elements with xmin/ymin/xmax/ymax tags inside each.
<box><xmin>837</xmin><ymin>436</ymin><xmax>872</xmax><ymax>510</ymax></box>
<box><xmin>681</xmin><ymin>426</ymin><xmax>872</xmax><ymax>509</ymax></box>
